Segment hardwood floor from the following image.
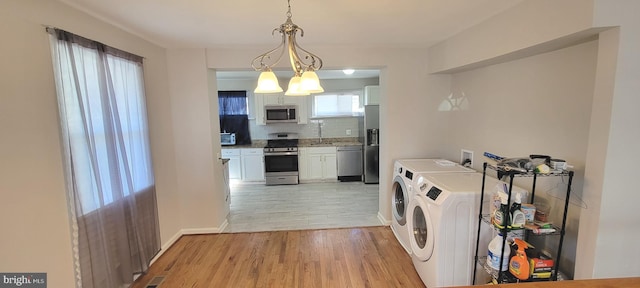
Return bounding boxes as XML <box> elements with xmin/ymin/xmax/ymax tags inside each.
<box><xmin>132</xmin><ymin>227</ymin><xmax>425</xmax><ymax>288</ymax></box>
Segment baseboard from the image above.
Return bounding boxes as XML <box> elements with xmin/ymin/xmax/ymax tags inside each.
<box><xmin>148</xmin><ymin>219</ymin><xmax>229</xmax><ymax>266</ymax></box>
<box><xmin>217</xmin><ymin>218</ymin><xmax>229</xmax><ymax>233</ymax></box>
<box><xmin>181</xmin><ymin>227</ymin><xmax>221</xmax><ymax>235</ymax></box>
<box><xmin>377</xmin><ymin>211</ymin><xmax>391</xmax><ymax>226</ymax></box>
<box><xmin>149</xmin><ymin>230</ymin><xmax>182</xmax><ymax>266</ymax></box>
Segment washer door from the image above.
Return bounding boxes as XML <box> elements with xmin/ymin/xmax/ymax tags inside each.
<box><xmin>392</xmin><ymin>175</ymin><xmax>410</xmax><ymax>225</ymax></box>
<box><xmin>408</xmin><ymin>195</ymin><xmax>435</xmax><ymax>261</ymax></box>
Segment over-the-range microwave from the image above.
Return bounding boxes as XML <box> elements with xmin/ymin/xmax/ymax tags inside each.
<box><xmin>265</xmin><ymin>105</ymin><xmax>298</xmax><ymax>124</ymax></box>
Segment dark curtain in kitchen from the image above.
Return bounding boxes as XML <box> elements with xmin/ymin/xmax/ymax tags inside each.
<box><xmin>218</xmin><ymin>91</ymin><xmax>251</xmax><ymax>145</ymax></box>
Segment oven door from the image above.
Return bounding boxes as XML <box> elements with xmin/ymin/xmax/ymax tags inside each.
<box><xmin>264</xmin><ymin>152</ymin><xmax>299</xmax><ymax>173</ymax></box>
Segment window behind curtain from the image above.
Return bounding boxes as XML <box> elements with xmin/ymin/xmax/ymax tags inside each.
<box><xmin>48</xmin><ymin>28</ymin><xmax>159</xmax><ymax>288</ymax></box>
<box><xmin>219</xmin><ymin>91</ymin><xmax>251</xmax><ymax>145</ymax></box>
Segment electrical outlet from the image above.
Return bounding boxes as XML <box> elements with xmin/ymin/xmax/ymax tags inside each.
<box><xmin>461</xmin><ymin>149</ymin><xmax>474</xmax><ymax>167</ymax></box>
<box><xmin>346</xmin><ymin>129</ymin><xmax>352</xmax><ymax>135</ymax></box>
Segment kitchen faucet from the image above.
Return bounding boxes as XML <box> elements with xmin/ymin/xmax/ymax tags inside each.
<box><xmin>317</xmin><ymin>121</ymin><xmax>323</xmax><ymax>143</ymax></box>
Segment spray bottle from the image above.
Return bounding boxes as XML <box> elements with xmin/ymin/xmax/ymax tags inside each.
<box><xmin>493</xmin><ymin>193</ymin><xmax>509</xmax><ymax>229</ymax></box>
<box><xmin>509</xmin><ymin>238</ymin><xmax>532</xmax><ymax>280</ymax></box>
<box><xmin>510</xmin><ymin>192</ymin><xmax>526</xmax><ymax>229</ymax></box>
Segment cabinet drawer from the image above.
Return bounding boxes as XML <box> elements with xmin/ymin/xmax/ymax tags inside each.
<box><xmin>241</xmin><ymin>148</ymin><xmax>264</xmax><ymax>156</ymax></box>
<box><xmin>221</xmin><ymin>149</ymin><xmax>240</xmax><ymax>157</ymax></box>
<box><xmin>307</xmin><ymin>147</ymin><xmax>336</xmax><ymax>154</ymax></box>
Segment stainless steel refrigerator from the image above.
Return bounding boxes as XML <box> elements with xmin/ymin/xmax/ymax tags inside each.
<box><xmin>363</xmin><ymin>105</ymin><xmax>379</xmax><ymax>184</ymax></box>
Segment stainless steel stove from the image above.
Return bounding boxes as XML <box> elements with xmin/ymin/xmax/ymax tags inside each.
<box><xmin>263</xmin><ymin>133</ymin><xmax>299</xmax><ymax>185</ymax></box>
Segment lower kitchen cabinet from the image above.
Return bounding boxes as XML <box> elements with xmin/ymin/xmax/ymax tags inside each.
<box><xmin>299</xmin><ymin>147</ymin><xmax>337</xmax><ymax>182</ymax></box>
<box><xmin>241</xmin><ymin>148</ymin><xmax>265</xmax><ymax>182</ymax></box>
<box><xmin>221</xmin><ymin>149</ymin><xmax>241</xmax><ymax>180</ymax></box>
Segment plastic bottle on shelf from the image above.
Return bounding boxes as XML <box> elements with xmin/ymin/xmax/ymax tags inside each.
<box><xmin>493</xmin><ymin>193</ymin><xmax>509</xmax><ymax>229</ymax></box>
<box><xmin>510</xmin><ymin>192</ymin><xmax>525</xmax><ymax>229</ymax></box>
<box><xmin>487</xmin><ymin>233</ymin><xmax>511</xmax><ymax>272</ymax></box>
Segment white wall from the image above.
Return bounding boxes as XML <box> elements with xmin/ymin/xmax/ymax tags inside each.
<box><xmin>428</xmin><ymin>0</ymin><xmax>595</xmax><ymax>73</ymax></box>
<box><xmin>166</xmin><ymin>50</ymin><xmax>228</xmax><ymax>232</ymax></box>
<box><xmin>578</xmin><ymin>0</ymin><xmax>640</xmax><ymax>278</ymax></box>
<box><xmin>443</xmin><ymin>41</ymin><xmax>598</xmax><ymax>278</ymax></box>
<box><xmin>0</xmin><ymin>1</ymin><xmax>179</xmax><ymax>287</ymax></box>
<box><xmin>427</xmin><ymin>0</ymin><xmax>640</xmax><ymax>279</ymax></box>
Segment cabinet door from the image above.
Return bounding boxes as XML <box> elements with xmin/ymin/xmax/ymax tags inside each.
<box><xmin>241</xmin><ymin>149</ymin><xmax>265</xmax><ymax>181</ymax></box>
<box><xmin>228</xmin><ymin>156</ymin><xmax>242</xmax><ymax>179</ymax></box>
<box><xmin>298</xmin><ymin>148</ymin><xmax>310</xmax><ymax>180</ymax></box>
<box><xmin>263</xmin><ymin>94</ymin><xmax>283</xmax><ymax>105</ymax></box>
<box><xmin>254</xmin><ymin>93</ymin><xmax>266</xmax><ymax>125</ymax></box>
<box><xmin>222</xmin><ymin>149</ymin><xmax>242</xmax><ymax>179</ymax></box>
<box><xmin>323</xmin><ymin>153</ymin><xmax>338</xmax><ymax>180</ymax></box>
<box><xmin>364</xmin><ymin>85</ymin><xmax>380</xmax><ymax>105</ymax></box>
<box><xmin>308</xmin><ymin>154</ymin><xmax>325</xmax><ymax>180</ymax></box>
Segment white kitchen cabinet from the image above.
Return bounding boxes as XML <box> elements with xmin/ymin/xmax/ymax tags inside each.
<box><xmin>299</xmin><ymin>147</ymin><xmax>337</xmax><ymax>182</ymax></box>
<box><xmin>241</xmin><ymin>148</ymin><xmax>265</xmax><ymax>182</ymax></box>
<box><xmin>364</xmin><ymin>85</ymin><xmax>380</xmax><ymax>105</ymax></box>
<box><xmin>221</xmin><ymin>149</ymin><xmax>241</xmax><ymax>180</ymax></box>
<box><xmin>255</xmin><ymin>92</ymin><xmax>308</xmax><ymax>125</ymax></box>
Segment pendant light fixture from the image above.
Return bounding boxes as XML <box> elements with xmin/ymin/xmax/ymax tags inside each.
<box><xmin>252</xmin><ymin>0</ymin><xmax>324</xmax><ymax>96</ymax></box>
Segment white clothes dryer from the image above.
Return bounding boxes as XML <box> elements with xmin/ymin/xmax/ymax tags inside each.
<box><xmin>391</xmin><ymin>159</ymin><xmax>474</xmax><ymax>255</ymax></box>
<box><xmin>407</xmin><ymin>172</ymin><xmax>527</xmax><ymax>287</ymax></box>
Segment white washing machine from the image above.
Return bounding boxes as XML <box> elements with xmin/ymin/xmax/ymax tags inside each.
<box><xmin>407</xmin><ymin>172</ymin><xmax>528</xmax><ymax>287</ymax></box>
<box><xmin>391</xmin><ymin>159</ymin><xmax>474</xmax><ymax>255</ymax></box>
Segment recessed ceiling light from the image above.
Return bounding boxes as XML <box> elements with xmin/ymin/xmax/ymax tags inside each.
<box><xmin>343</xmin><ymin>69</ymin><xmax>355</xmax><ymax>75</ymax></box>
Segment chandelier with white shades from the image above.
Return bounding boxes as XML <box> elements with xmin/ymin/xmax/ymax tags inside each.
<box><xmin>251</xmin><ymin>0</ymin><xmax>324</xmax><ymax>96</ymax></box>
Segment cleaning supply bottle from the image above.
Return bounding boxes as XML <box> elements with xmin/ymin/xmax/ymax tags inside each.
<box><xmin>487</xmin><ymin>233</ymin><xmax>510</xmax><ymax>272</ymax></box>
<box><xmin>509</xmin><ymin>238</ymin><xmax>531</xmax><ymax>280</ymax></box>
<box><xmin>493</xmin><ymin>193</ymin><xmax>509</xmax><ymax>229</ymax></box>
<box><xmin>510</xmin><ymin>192</ymin><xmax>526</xmax><ymax>229</ymax></box>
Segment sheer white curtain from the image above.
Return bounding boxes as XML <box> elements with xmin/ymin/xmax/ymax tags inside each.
<box><xmin>48</xmin><ymin>28</ymin><xmax>160</xmax><ymax>288</ymax></box>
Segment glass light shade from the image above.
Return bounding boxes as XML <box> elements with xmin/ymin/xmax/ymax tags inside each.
<box><xmin>300</xmin><ymin>70</ymin><xmax>324</xmax><ymax>93</ymax></box>
<box><xmin>254</xmin><ymin>71</ymin><xmax>283</xmax><ymax>93</ymax></box>
<box><xmin>285</xmin><ymin>76</ymin><xmax>310</xmax><ymax>96</ymax></box>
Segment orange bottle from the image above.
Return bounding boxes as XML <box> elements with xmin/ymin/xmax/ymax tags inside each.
<box><xmin>509</xmin><ymin>238</ymin><xmax>531</xmax><ymax>280</ymax></box>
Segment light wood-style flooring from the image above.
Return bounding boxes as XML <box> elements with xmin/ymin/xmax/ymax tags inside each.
<box><xmin>224</xmin><ymin>182</ymin><xmax>381</xmax><ymax>233</ymax></box>
<box><xmin>132</xmin><ymin>227</ymin><xmax>425</xmax><ymax>288</ymax></box>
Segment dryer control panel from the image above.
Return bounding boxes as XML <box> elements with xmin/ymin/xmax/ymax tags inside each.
<box><xmin>405</xmin><ymin>170</ymin><xmax>413</xmax><ymax>180</ymax></box>
<box><xmin>426</xmin><ymin>186</ymin><xmax>442</xmax><ymax>201</ymax></box>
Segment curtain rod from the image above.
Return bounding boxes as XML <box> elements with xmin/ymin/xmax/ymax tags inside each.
<box><xmin>42</xmin><ymin>25</ymin><xmax>146</xmax><ymax>60</ymax></box>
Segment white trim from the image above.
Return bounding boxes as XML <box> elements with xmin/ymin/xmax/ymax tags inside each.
<box><xmin>149</xmin><ymin>231</ymin><xmax>182</xmax><ymax>266</ymax></box>
<box><xmin>181</xmin><ymin>227</ymin><xmax>221</xmax><ymax>235</ymax></box>
<box><xmin>378</xmin><ymin>211</ymin><xmax>391</xmax><ymax>225</ymax></box>
<box><xmin>148</xmin><ymin>219</ymin><xmax>229</xmax><ymax>266</ymax></box>
<box><xmin>217</xmin><ymin>218</ymin><xmax>229</xmax><ymax>233</ymax></box>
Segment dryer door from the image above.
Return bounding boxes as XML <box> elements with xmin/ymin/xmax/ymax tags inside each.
<box><xmin>408</xmin><ymin>195</ymin><xmax>434</xmax><ymax>261</ymax></box>
<box><xmin>392</xmin><ymin>175</ymin><xmax>410</xmax><ymax>225</ymax></box>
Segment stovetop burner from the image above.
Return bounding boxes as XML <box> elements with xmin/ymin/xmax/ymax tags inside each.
<box><xmin>264</xmin><ymin>133</ymin><xmax>299</xmax><ymax>152</ymax></box>
<box><xmin>265</xmin><ymin>139</ymin><xmax>298</xmax><ymax>149</ymax></box>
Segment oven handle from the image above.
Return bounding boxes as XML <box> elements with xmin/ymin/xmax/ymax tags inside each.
<box><xmin>264</xmin><ymin>152</ymin><xmax>299</xmax><ymax>156</ymax></box>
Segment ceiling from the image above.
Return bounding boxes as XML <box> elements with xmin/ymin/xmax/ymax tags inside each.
<box><xmin>57</xmin><ymin>0</ymin><xmax>523</xmax><ymax>49</ymax></box>
<box><xmin>57</xmin><ymin>0</ymin><xmax>523</xmax><ymax>80</ymax></box>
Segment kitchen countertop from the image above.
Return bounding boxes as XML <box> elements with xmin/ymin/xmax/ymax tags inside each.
<box><xmin>221</xmin><ymin>138</ymin><xmax>363</xmax><ymax>149</ymax></box>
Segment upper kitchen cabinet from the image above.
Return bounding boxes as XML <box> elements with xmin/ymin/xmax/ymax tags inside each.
<box><xmin>255</xmin><ymin>93</ymin><xmax>308</xmax><ymax>125</ymax></box>
<box><xmin>364</xmin><ymin>85</ymin><xmax>380</xmax><ymax>105</ymax></box>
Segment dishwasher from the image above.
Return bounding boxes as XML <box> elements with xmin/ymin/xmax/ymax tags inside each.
<box><xmin>337</xmin><ymin>145</ymin><xmax>363</xmax><ymax>182</ymax></box>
